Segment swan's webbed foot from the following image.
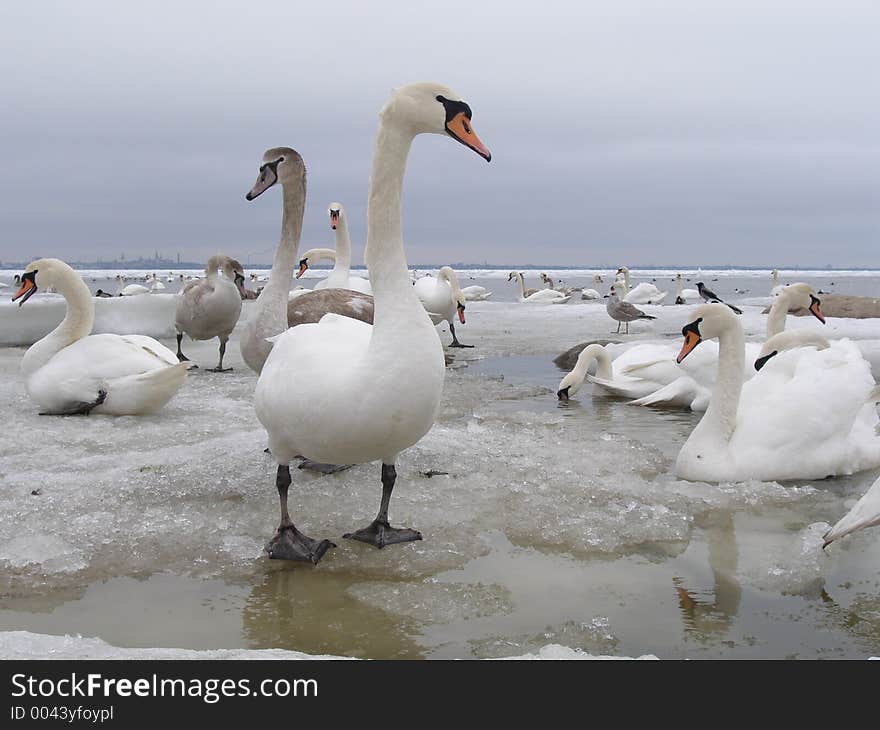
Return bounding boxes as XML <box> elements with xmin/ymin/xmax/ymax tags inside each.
<box><xmin>265</xmin><ymin>525</ymin><xmax>335</xmax><ymax>564</ymax></box>
<box><xmin>206</xmin><ymin>366</ymin><xmax>233</xmax><ymax>373</ymax></box>
<box><xmin>297</xmin><ymin>459</ymin><xmax>353</xmax><ymax>475</ymax></box>
<box><xmin>448</xmin><ymin>341</ymin><xmax>474</xmax><ymax>348</ymax></box>
<box><xmin>343</xmin><ymin>520</ymin><xmax>422</xmax><ymax>549</ymax></box>
<box><xmin>41</xmin><ymin>389</ymin><xmax>108</xmax><ymax>416</ymax></box>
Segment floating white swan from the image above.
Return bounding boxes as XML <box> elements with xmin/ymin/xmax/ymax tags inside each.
<box><xmin>674</xmin><ymin>304</ymin><xmax>880</xmax><ymax>482</ymax></box>
<box><xmin>580</xmin><ymin>288</ymin><xmax>601</xmax><ymax>300</ymax></box>
<box><xmin>12</xmin><ymin>258</ymin><xmax>187</xmax><ymax>415</ymax></box>
<box><xmin>239</xmin><ymin>148</ymin><xmax>375</xmax><ymax>375</ymax></box>
<box><xmin>414</xmin><ymin>266</ymin><xmax>472</xmax><ymax>347</ymax></box>
<box><xmin>254</xmin><ymin>82</ymin><xmax>491</xmax><ymax>563</ymax></box>
<box><xmin>617</xmin><ymin>266</ymin><xmax>667</xmax><ymax>304</ymax></box>
<box><xmin>115</xmin><ymin>275</ymin><xmax>150</xmax><ymax>297</ymax></box>
<box><xmin>297</xmin><ymin>203</ymin><xmax>372</xmax><ymax>295</ymax></box>
<box><xmin>508</xmin><ymin>271</ymin><xmax>570</xmax><ymax>303</ymax></box>
<box><xmin>174</xmin><ymin>254</ymin><xmax>246</xmax><ymax>371</ymax></box>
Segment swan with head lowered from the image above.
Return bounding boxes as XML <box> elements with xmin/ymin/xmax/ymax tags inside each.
<box><xmin>508</xmin><ymin>271</ymin><xmax>569</xmax><ymax>303</ymax></box>
<box><xmin>174</xmin><ymin>254</ymin><xmax>246</xmax><ymax>371</ymax></box>
<box><xmin>239</xmin><ymin>148</ymin><xmax>375</xmax><ymax>375</ymax></box>
<box><xmin>254</xmin><ymin>82</ymin><xmax>491</xmax><ymax>563</ymax></box>
<box><xmin>414</xmin><ymin>265</ymin><xmax>472</xmax><ymax>347</ymax></box>
<box><xmin>674</xmin><ymin>303</ymin><xmax>880</xmax><ymax>482</ymax></box>
<box><xmin>12</xmin><ymin>258</ymin><xmax>188</xmax><ymax>414</ymax></box>
<box><xmin>296</xmin><ymin>203</ymin><xmax>372</xmax><ymax>295</ymax></box>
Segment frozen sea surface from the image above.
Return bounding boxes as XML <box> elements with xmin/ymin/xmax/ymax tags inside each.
<box><xmin>1</xmin><ymin>284</ymin><xmax>880</xmax><ymax>659</ymax></box>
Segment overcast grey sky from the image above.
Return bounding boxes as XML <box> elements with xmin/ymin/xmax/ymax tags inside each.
<box><xmin>1</xmin><ymin>1</ymin><xmax>878</xmax><ymax>267</ymax></box>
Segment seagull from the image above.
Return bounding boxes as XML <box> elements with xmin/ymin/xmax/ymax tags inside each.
<box><xmin>696</xmin><ymin>282</ymin><xmax>742</xmax><ymax>315</ymax></box>
<box><xmin>606</xmin><ymin>284</ymin><xmax>657</xmax><ymax>334</ymax></box>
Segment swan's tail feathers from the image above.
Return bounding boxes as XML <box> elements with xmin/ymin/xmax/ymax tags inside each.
<box><xmin>822</xmin><ymin>477</ymin><xmax>880</xmax><ymax>548</ymax></box>
<box><xmin>105</xmin><ymin>363</ymin><xmax>188</xmax><ymax>415</ymax></box>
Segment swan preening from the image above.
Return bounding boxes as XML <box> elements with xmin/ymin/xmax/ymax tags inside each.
<box><xmin>414</xmin><ymin>266</ymin><xmax>472</xmax><ymax>347</ymax></box>
<box><xmin>253</xmin><ymin>82</ymin><xmax>490</xmax><ymax>562</ymax></box>
<box><xmin>508</xmin><ymin>271</ymin><xmax>570</xmax><ymax>303</ymax></box>
<box><xmin>174</xmin><ymin>254</ymin><xmax>246</xmax><ymax>371</ymax></box>
<box><xmin>239</xmin><ymin>147</ymin><xmax>375</xmax><ymax>375</ymax></box>
<box><xmin>12</xmin><ymin>258</ymin><xmax>188</xmax><ymax>415</ymax></box>
<box><xmin>674</xmin><ymin>304</ymin><xmax>880</xmax><ymax>482</ymax></box>
<box><xmin>296</xmin><ymin>203</ymin><xmax>373</xmax><ymax>295</ymax></box>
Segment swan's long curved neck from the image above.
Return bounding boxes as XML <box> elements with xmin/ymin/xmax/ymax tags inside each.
<box><xmin>676</xmin><ymin>277</ymin><xmax>683</xmax><ymax>297</ymax></box>
<box><xmin>22</xmin><ymin>270</ymin><xmax>94</xmax><ymax>379</ymax></box>
<box><xmin>365</xmin><ymin>120</ymin><xmax>421</xmax><ymax>322</ymax></box>
<box><xmin>262</xmin><ymin>178</ymin><xmax>306</xmax><ymax>325</ymax></box>
<box><xmin>514</xmin><ymin>273</ymin><xmax>525</xmax><ymax>300</ymax></box>
<box><xmin>765</xmin><ymin>291</ymin><xmax>792</xmax><ymax>338</ymax></box>
<box><xmin>703</xmin><ymin>323</ymin><xmax>745</xmax><ymax>443</ymax></box>
<box><xmin>326</xmin><ymin>216</ymin><xmax>352</xmax><ymax>288</ymax></box>
<box><xmin>439</xmin><ymin>269</ymin><xmax>463</xmax><ymax>299</ymax></box>
<box><xmin>576</xmin><ymin>344</ymin><xmax>613</xmax><ymax>381</ymax></box>
<box><xmin>621</xmin><ymin>269</ymin><xmax>631</xmax><ymax>289</ymax></box>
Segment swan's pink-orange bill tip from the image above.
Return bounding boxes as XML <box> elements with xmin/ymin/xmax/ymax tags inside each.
<box><xmin>296</xmin><ymin>262</ymin><xmax>308</xmax><ymax>278</ymax></box>
<box><xmin>677</xmin><ymin>331</ymin><xmax>701</xmax><ymax>363</ymax></box>
<box><xmin>458</xmin><ymin>306</ymin><xmax>466</xmax><ymax>324</ymax></box>
<box><xmin>446</xmin><ymin>112</ymin><xmax>491</xmax><ymax>161</ymax></box>
<box><xmin>12</xmin><ymin>278</ymin><xmax>35</xmax><ymax>303</ymax></box>
<box><xmin>810</xmin><ymin>299</ymin><xmax>825</xmax><ymax>323</ymax></box>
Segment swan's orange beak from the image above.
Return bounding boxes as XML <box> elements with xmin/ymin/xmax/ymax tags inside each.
<box><xmin>677</xmin><ymin>330</ymin><xmax>701</xmax><ymax>363</ymax></box>
<box><xmin>445</xmin><ymin>112</ymin><xmax>491</xmax><ymax>162</ymax></box>
<box><xmin>809</xmin><ymin>297</ymin><xmax>825</xmax><ymax>324</ymax></box>
<box><xmin>329</xmin><ymin>209</ymin><xmax>339</xmax><ymax>230</ymax></box>
<box><xmin>296</xmin><ymin>260</ymin><xmax>308</xmax><ymax>279</ymax></box>
<box><xmin>457</xmin><ymin>302</ymin><xmax>466</xmax><ymax>324</ymax></box>
<box><xmin>12</xmin><ymin>276</ymin><xmax>37</xmax><ymax>306</ymax></box>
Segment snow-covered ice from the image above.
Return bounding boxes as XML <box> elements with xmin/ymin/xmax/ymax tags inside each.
<box><xmin>1</xmin><ymin>283</ymin><xmax>880</xmax><ymax>659</ymax></box>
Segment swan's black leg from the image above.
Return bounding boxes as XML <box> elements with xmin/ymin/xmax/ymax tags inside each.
<box><xmin>265</xmin><ymin>464</ymin><xmax>335</xmax><ymax>564</ymax></box>
<box><xmin>175</xmin><ymin>332</ymin><xmax>195</xmax><ymax>365</ymax></box>
<box><xmin>40</xmin><ymin>389</ymin><xmax>108</xmax><ymax>416</ymax></box>
<box><xmin>448</xmin><ymin>322</ymin><xmax>474</xmax><ymax>348</ymax></box>
<box><xmin>207</xmin><ymin>338</ymin><xmax>233</xmax><ymax>373</ymax></box>
<box><xmin>344</xmin><ymin>463</ymin><xmax>422</xmax><ymax>548</ymax></box>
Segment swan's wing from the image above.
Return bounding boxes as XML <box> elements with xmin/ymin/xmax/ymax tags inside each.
<box><xmin>823</xmin><ymin>475</ymin><xmax>880</xmax><ymax>547</ymax></box>
<box><xmin>629</xmin><ymin>376</ymin><xmax>706</xmax><ymax>410</ymax></box>
<box><xmin>587</xmin><ymin>374</ymin><xmax>655</xmax><ymax>400</ymax></box>
<box><xmin>118</xmin><ymin>335</ymin><xmax>179</xmax><ymax>365</ymax></box>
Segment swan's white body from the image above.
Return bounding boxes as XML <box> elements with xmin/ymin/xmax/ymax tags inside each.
<box><xmin>115</xmin><ymin>275</ymin><xmax>150</xmax><ymax>297</ymax></box>
<box><xmin>618</xmin><ymin>267</ymin><xmax>667</xmax><ymax>304</ymax></box>
<box><xmin>307</xmin><ymin>203</ymin><xmax>372</xmax><ymax>295</ymax></box>
<box><xmin>461</xmin><ymin>285</ymin><xmax>492</xmax><ymax>301</ymax></box>
<box><xmin>580</xmin><ymin>288</ymin><xmax>601</xmax><ymax>300</ymax></box>
<box><xmin>255</xmin><ymin>83</ymin><xmax>481</xmax><ymax>467</ymax></box>
<box><xmin>675</xmin><ymin>304</ymin><xmax>880</xmax><ymax>482</ymax></box>
<box><xmin>15</xmin><ymin>259</ymin><xmax>187</xmax><ymax>415</ymax></box>
<box><xmin>509</xmin><ymin>272</ymin><xmax>570</xmax><ymax>303</ymax></box>
<box><xmin>414</xmin><ymin>266</ymin><xmax>465</xmax><ymax>326</ymax></box>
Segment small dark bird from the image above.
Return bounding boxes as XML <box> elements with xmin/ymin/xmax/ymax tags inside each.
<box><xmin>696</xmin><ymin>282</ymin><xmax>742</xmax><ymax>315</ymax></box>
<box><xmin>94</xmin><ymin>289</ymin><xmax>113</xmax><ymax>298</ymax></box>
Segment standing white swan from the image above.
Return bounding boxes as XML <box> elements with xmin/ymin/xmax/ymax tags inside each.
<box><xmin>508</xmin><ymin>272</ymin><xmax>570</xmax><ymax>303</ymax></box>
<box><xmin>674</xmin><ymin>304</ymin><xmax>880</xmax><ymax>482</ymax></box>
<box><xmin>674</xmin><ymin>273</ymin><xmax>699</xmax><ymax>304</ymax></box>
<box><xmin>12</xmin><ymin>258</ymin><xmax>187</xmax><ymax>415</ymax></box>
<box><xmin>296</xmin><ymin>203</ymin><xmax>372</xmax><ymax>295</ymax></box>
<box><xmin>414</xmin><ymin>265</ymin><xmax>472</xmax><ymax>347</ymax></box>
<box><xmin>174</xmin><ymin>254</ymin><xmax>246</xmax><ymax>371</ymax></box>
<box><xmin>254</xmin><ymin>82</ymin><xmax>491</xmax><ymax>562</ymax></box>
<box><xmin>239</xmin><ymin>148</ymin><xmax>375</xmax><ymax>375</ymax></box>
<box><xmin>617</xmin><ymin>266</ymin><xmax>667</xmax><ymax>304</ymax></box>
